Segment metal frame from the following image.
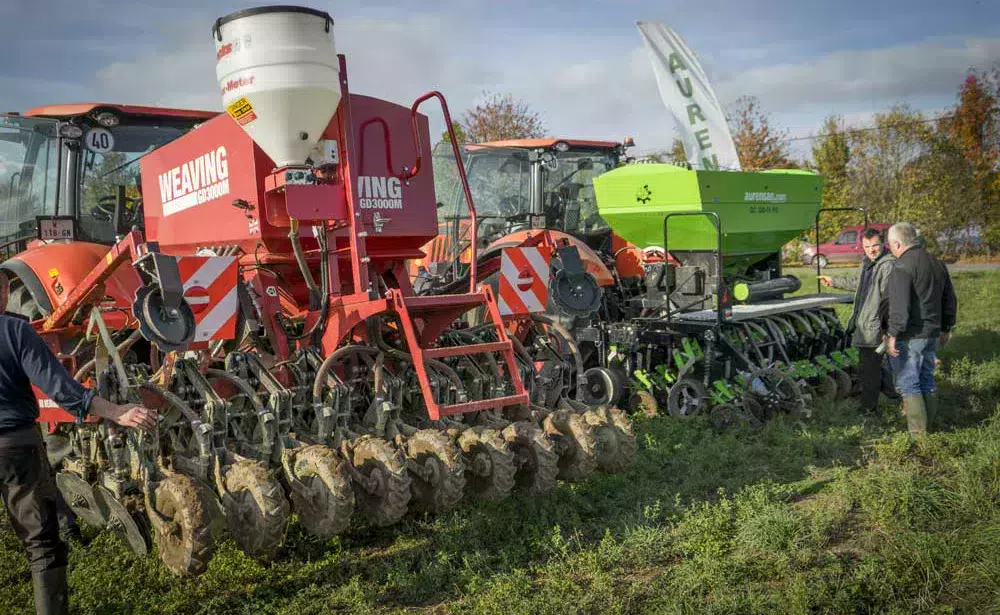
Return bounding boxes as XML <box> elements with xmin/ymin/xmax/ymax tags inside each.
<box><xmin>663</xmin><ymin>211</ymin><xmax>724</xmax><ymax>324</ymax></box>
<box><xmin>813</xmin><ymin>207</ymin><xmax>868</xmax><ymax>293</ymax></box>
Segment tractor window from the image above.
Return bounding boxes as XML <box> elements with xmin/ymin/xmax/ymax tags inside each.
<box><xmin>78</xmin><ymin>123</ymin><xmax>188</xmax><ymax>244</ymax></box>
<box><xmin>0</xmin><ymin>116</ymin><xmax>60</xmax><ymax>257</ymax></box>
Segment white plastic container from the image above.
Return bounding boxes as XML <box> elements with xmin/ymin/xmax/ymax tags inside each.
<box><xmin>213</xmin><ymin>6</ymin><xmax>341</xmax><ymax>167</ymax></box>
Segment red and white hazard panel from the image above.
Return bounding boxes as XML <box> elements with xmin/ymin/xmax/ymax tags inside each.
<box><xmin>497</xmin><ymin>247</ymin><xmax>551</xmax><ymax>318</ymax></box>
<box><xmin>176</xmin><ymin>256</ymin><xmax>239</xmax><ymax>344</ymax></box>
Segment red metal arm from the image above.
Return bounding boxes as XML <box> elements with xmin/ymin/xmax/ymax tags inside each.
<box><xmin>404</xmin><ymin>91</ymin><xmax>479</xmax><ymax>293</ymax></box>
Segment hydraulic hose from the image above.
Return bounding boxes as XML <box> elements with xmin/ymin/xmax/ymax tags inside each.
<box><xmin>312</xmin><ymin>345</ymin><xmax>381</xmax><ymax>402</ymax></box>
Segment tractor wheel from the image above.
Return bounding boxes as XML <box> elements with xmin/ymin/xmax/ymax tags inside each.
<box><xmin>405</xmin><ymin>430</ymin><xmax>466</xmax><ymax>515</ymax></box>
<box><xmin>503</xmin><ymin>421</ymin><xmax>559</xmax><ymax>494</ymax></box>
<box><xmin>709</xmin><ymin>403</ymin><xmax>762</xmax><ymax>433</ymax></box>
<box><xmin>350</xmin><ymin>436</ymin><xmax>411</xmax><ymax>527</ymax></box>
<box><xmin>149</xmin><ymin>474</ymin><xmax>215</xmax><ymax>577</ymax></box>
<box><xmin>222</xmin><ymin>460</ymin><xmax>290</xmax><ymax>561</ymax></box>
<box><xmin>458</xmin><ymin>427</ymin><xmax>515</xmax><ymax>501</ymax></box>
<box><xmin>286</xmin><ymin>445</ymin><xmax>355</xmax><ymax>540</ymax></box>
<box><xmin>543</xmin><ymin>410</ymin><xmax>597</xmax><ymax>481</ymax></box>
<box><xmin>833</xmin><ymin>369</ymin><xmax>853</xmax><ymax>400</ymax></box>
<box><xmin>628</xmin><ymin>390</ymin><xmax>660</xmax><ymax>417</ymax></box>
<box><xmin>6</xmin><ymin>279</ymin><xmax>44</xmax><ymax>321</ymax></box>
<box><xmin>586</xmin><ymin>407</ymin><xmax>636</xmax><ymax>473</ymax></box>
<box><xmin>581</xmin><ymin>367</ymin><xmax>626</xmax><ymax>407</ymax></box>
<box><xmin>667</xmin><ymin>378</ymin><xmax>708</xmax><ymax>418</ymax></box>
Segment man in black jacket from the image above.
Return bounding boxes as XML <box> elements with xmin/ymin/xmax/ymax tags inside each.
<box><xmin>0</xmin><ymin>272</ymin><xmax>157</xmax><ymax>615</ymax></box>
<box><xmin>884</xmin><ymin>223</ymin><xmax>957</xmax><ymax>435</ymax></box>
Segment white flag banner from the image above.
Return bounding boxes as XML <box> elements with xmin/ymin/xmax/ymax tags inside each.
<box><xmin>636</xmin><ymin>21</ymin><xmax>741</xmax><ymax>171</ymax></box>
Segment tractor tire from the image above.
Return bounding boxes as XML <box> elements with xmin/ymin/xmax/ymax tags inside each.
<box><xmin>350</xmin><ymin>436</ymin><xmax>411</xmax><ymax>527</ymax></box>
<box><xmin>544</xmin><ymin>410</ymin><xmax>597</xmax><ymax>481</ymax></box>
<box><xmin>287</xmin><ymin>445</ymin><xmax>355</xmax><ymax>540</ymax></box>
<box><xmin>222</xmin><ymin>460</ymin><xmax>290</xmax><ymax>561</ymax></box>
<box><xmin>586</xmin><ymin>407</ymin><xmax>636</xmax><ymax>473</ymax></box>
<box><xmin>405</xmin><ymin>429</ymin><xmax>466</xmax><ymax>515</ymax></box>
<box><xmin>667</xmin><ymin>378</ymin><xmax>708</xmax><ymax>418</ymax></box>
<box><xmin>503</xmin><ymin>421</ymin><xmax>559</xmax><ymax>495</ymax></box>
<box><xmin>458</xmin><ymin>427</ymin><xmax>516</xmax><ymax>501</ymax></box>
<box><xmin>628</xmin><ymin>390</ymin><xmax>659</xmax><ymax>418</ymax></box>
<box><xmin>832</xmin><ymin>369</ymin><xmax>853</xmax><ymax>400</ymax></box>
<box><xmin>150</xmin><ymin>474</ymin><xmax>215</xmax><ymax>577</ymax></box>
<box><xmin>6</xmin><ymin>279</ymin><xmax>44</xmax><ymax>321</ymax></box>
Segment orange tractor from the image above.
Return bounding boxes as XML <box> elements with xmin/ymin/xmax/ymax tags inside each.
<box><xmin>412</xmin><ymin>138</ymin><xmax>659</xmax><ymax>413</ymax></box>
<box><xmin>2</xmin><ymin>6</ymin><xmax>634</xmax><ymax>576</ymax></box>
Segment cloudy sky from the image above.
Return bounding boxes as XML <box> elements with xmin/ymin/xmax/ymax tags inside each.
<box><xmin>2</xmin><ymin>0</ymin><xmax>999</xmax><ymax>158</ymax></box>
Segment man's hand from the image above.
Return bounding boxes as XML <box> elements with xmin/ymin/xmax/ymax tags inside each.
<box><xmin>940</xmin><ymin>332</ymin><xmax>951</xmax><ymax>346</ymax></box>
<box><xmin>110</xmin><ymin>404</ymin><xmax>158</xmax><ymax>431</ymax></box>
<box><xmin>818</xmin><ymin>275</ymin><xmax>833</xmax><ymax>288</ymax></box>
<box><xmin>89</xmin><ymin>397</ymin><xmax>158</xmax><ymax>431</ymax></box>
<box><xmin>887</xmin><ymin>336</ymin><xmax>900</xmax><ymax>357</ymax></box>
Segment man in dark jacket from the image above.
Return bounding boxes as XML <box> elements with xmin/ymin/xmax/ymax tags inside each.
<box><xmin>819</xmin><ymin>227</ymin><xmax>896</xmax><ymax>410</ymax></box>
<box><xmin>0</xmin><ymin>272</ymin><xmax>157</xmax><ymax>615</ymax></box>
<box><xmin>885</xmin><ymin>223</ymin><xmax>957</xmax><ymax>435</ymax></box>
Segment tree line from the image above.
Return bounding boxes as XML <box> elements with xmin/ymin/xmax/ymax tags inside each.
<box><xmin>446</xmin><ymin>65</ymin><xmax>999</xmax><ymax>256</ymax></box>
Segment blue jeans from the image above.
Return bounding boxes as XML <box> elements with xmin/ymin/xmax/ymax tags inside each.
<box><xmin>889</xmin><ymin>337</ymin><xmax>938</xmax><ymax>396</ymax></box>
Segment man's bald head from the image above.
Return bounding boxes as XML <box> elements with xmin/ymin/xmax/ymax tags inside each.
<box><xmin>887</xmin><ymin>222</ymin><xmax>919</xmax><ymax>257</ymax></box>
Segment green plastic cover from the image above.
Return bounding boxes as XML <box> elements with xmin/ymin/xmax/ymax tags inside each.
<box><xmin>593</xmin><ymin>164</ymin><xmax>823</xmax><ymax>258</ymax></box>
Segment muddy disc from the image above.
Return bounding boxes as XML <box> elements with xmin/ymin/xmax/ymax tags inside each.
<box><xmin>502</xmin><ymin>421</ymin><xmax>558</xmax><ymax>494</ymax></box>
<box><xmin>815</xmin><ymin>375</ymin><xmax>838</xmax><ymax>400</ymax></box>
<box><xmin>94</xmin><ymin>487</ymin><xmax>150</xmax><ymax>556</ymax></box>
<box><xmin>543</xmin><ymin>410</ymin><xmax>597</xmax><ymax>482</ymax></box>
<box><xmin>287</xmin><ymin>445</ymin><xmax>355</xmax><ymax>539</ymax></box>
<box><xmin>709</xmin><ymin>403</ymin><xmax>762</xmax><ymax>433</ymax></box>
<box><xmin>457</xmin><ymin>427</ymin><xmax>515</xmax><ymax>501</ymax></box>
<box><xmin>350</xmin><ymin>436</ymin><xmax>411</xmax><ymax>527</ymax></box>
<box><xmin>585</xmin><ymin>407</ymin><xmax>636</xmax><ymax>473</ymax></box>
<box><xmin>56</xmin><ymin>472</ymin><xmax>107</xmax><ymax>528</ymax></box>
<box><xmin>149</xmin><ymin>474</ymin><xmax>215</xmax><ymax>577</ymax></box>
<box><xmin>222</xmin><ymin>460</ymin><xmax>290</xmax><ymax>561</ymax></box>
<box><xmin>405</xmin><ymin>430</ymin><xmax>466</xmax><ymax>515</ymax></box>
<box><xmin>627</xmin><ymin>390</ymin><xmax>659</xmax><ymax>418</ymax></box>
<box><xmin>833</xmin><ymin>369</ymin><xmax>853</xmax><ymax>400</ymax></box>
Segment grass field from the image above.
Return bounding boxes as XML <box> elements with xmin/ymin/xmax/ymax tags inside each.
<box><xmin>2</xmin><ymin>271</ymin><xmax>998</xmax><ymax>614</ymax></box>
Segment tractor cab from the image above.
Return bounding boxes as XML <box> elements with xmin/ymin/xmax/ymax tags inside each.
<box><xmin>0</xmin><ymin>104</ymin><xmax>216</xmax><ymax>258</ymax></box>
<box><xmin>0</xmin><ymin>104</ymin><xmax>215</xmax><ymax>318</ymax></box>
<box><xmin>432</xmin><ymin>139</ymin><xmax>628</xmax><ymax>255</ymax></box>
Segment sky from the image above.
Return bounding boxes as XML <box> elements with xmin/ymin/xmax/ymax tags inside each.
<box><xmin>2</xmin><ymin>0</ymin><xmax>999</xmax><ymax>159</ymax></box>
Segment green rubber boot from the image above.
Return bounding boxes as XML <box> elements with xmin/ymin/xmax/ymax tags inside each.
<box><xmin>902</xmin><ymin>395</ymin><xmax>927</xmax><ymax>436</ymax></box>
<box><xmin>923</xmin><ymin>393</ymin><xmax>938</xmax><ymax>432</ymax></box>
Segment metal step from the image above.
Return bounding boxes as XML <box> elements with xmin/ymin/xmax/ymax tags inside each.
<box><xmin>422</xmin><ymin>341</ymin><xmax>511</xmax><ymax>359</ymax></box>
<box><xmin>436</xmin><ymin>393</ymin><xmax>530</xmax><ymax>417</ymax></box>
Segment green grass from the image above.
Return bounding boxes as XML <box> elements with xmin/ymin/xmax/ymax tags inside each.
<box><xmin>3</xmin><ymin>271</ymin><xmax>999</xmax><ymax>614</ymax></box>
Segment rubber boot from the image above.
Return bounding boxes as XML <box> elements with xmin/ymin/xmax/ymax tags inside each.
<box><xmin>902</xmin><ymin>395</ymin><xmax>927</xmax><ymax>436</ymax></box>
<box><xmin>923</xmin><ymin>393</ymin><xmax>938</xmax><ymax>432</ymax></box>
<box><xmin>31</xmin><ymin>567</ymin><xmax>68</xmax><ymax>615</ymax></box>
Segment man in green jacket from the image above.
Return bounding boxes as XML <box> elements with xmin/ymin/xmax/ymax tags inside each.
<box><xmin>819</xmin><ymin>227</ymin><xmax>896</xmax><ymax>411</ymax></box>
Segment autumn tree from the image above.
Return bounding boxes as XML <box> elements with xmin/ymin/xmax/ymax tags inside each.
<box><xmin>727</xmin><ymin>96</ymin><xmax>791</xmax><ymax>170</ymax></box>
<box><xmin>644</xmin><ymin>138</ymin><xmax>688</xmax><ymax>165</ymax></box>
<box><xmin>440</xmin><ymin>121</ymin><xmax>469</xmax><ymax>145</ymax></box>
<box><xmin>940</xmin><ymin>70</ymin><xmax>1000</xmax><ymax>251</ymax></box>
<box><xmin>460</xmin><ymin>92</ymin><xmax>545</xmax><ymax>143</ymax></box>
<box><xmin>811</xmin><ymin>116</ymin><xmax>853</xmax><ymax>242</ymax></box>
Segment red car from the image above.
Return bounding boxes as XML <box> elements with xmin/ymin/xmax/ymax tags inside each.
<box><xmin>802</xmin><ymin>223</ymin><xmax>892</xmax><ymax>268</ymax></box>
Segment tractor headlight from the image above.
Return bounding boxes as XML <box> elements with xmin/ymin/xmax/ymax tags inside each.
<box><xmin>57</xmin><ymin>123</ymin><xmax>84</xmax><ymax>139</ymax></box>
<box><xmin>553</xmin><ymin>140</ymin><xmax>570</xmax><ymax>152</ymax></box>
